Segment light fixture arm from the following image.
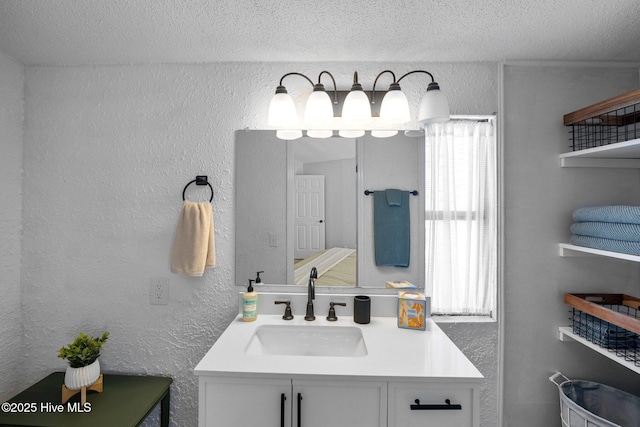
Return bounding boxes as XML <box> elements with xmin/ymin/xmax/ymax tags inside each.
<box><xmin>277</xmin><ymin>72</ymin><xmax>314</xmax><ymax>89</ymax></box>
<box><xmin>317</xmin><ymin>71</ymin><xmax>338</xmax><ymax>104</ymax></box>
<box><xmin>371</xmin><ymin>70</ymin><xmax>397</xmax><ymax>105</ymax></box>
<box><xmin>397</xmin><ymin>70</ymin><xmax>435</xmax><ymax>84</ymax></box>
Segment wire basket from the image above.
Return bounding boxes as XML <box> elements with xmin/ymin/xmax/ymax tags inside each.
<box><xmin>565</xmin><ymin>294</ymin><xmax>640</xmax><ymax>367</ymax></box>
<box><xmin>570</xmin><ymin>307</ymin><xmax>640</xmax><ymax>367</ymax></box>
<box><xmin>564</xmin><ymin>89</ymin><xmax>640</xmax><ymax>151</ymax></box>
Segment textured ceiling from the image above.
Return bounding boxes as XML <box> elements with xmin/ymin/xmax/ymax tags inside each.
<box><xmin>1</xmin><ymin>0</ymin><xmax>640</xmax><ymax>65</ymax></box>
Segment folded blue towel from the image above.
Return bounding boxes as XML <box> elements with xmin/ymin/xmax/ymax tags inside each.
<box><xmin>574</xmin><ymin>312</ymin><xmax>639</xmax><ymax>349</ymax></box>
<box><xmin>571</xmin><ymin>221</ymin><xmax>640</xmax><ymax>242</ymax></box>
<box><xmin>570</xmin><ymin>234</ymin><xmax>640</xmax><ymax>256</ymax></box>
<box><xmin>373</xmin><ymin>190</ymin><xmax>410</xmax><ymax>267</ymax></box>
<box><xmin>385</xmin><ymin>189</ymin><xmax>403</xmax><ymax>207</ymax></box>
<box><xmin>573</xmin><ymin>205</ymin><xmax>640</xmax><ymax>225</ymax></box>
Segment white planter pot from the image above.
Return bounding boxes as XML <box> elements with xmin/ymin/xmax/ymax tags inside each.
<box><xmin>64</xmin><ymin>359</ymin><xmax>100</xmax><ymax>390</ymax></box>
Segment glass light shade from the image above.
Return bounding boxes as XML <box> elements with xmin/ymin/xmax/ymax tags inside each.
<box><xmin>418</xmin><ymin>84</ymin><xmax>450</xmax><ymax>123</ymax></box>
<box><xmin>268</xmin><ymin>92</ymin><xmax>298</xmax><ymax>128</ymax></box>
<box><xmin>304</xmin><ymin>90</ymin><xmax>334</xmax><ymax>138</ymax></box>
<box><xmin>379</xmin><ymin>90</ymin><xmax>411</xmax><ymax>124</ymax></box>
<box><xmin>304</xmin><ymin>90</ymin><xmax>334</xmax><ymax>127</ymax></box>
<box><xmin>307</xmin><ymin>129</ymin><xmax>333</xmax><ymax>138</ymax></box>
<box><xmin>338</xmin><ymin>129</ymin><xmax>365</xmax><ymax>138</ymax></box>
<box><xmin>276</xmin><ymin>129</ymin><xmax>302</xmax><ymax>140</ymax></box>
<box><xmin>339</xmin><ymin>89</ymin><xmax>370</xmax><ymax>139</ymax></box>
<box><xmin>341</xmin><ymin>90</ymin><xmax>371</xmax><ymax>123</ymax></box>
<box><xmin>404</xmin><ymin>129</ymin><xmax>425</xmax><ymax>137</ymax></box>
<box><xmin>371</xmin><ymin>130</ymin><xmax>398</xmax><ymax>138</ymax></box>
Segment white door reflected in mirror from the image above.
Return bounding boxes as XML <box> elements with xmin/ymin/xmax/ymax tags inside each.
<box><xmin>294</xmin><ymin>175</ymin><xmax>325</xmax><ymax>260</ymax></box>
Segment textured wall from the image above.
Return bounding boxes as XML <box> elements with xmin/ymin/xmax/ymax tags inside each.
<box><xmin>20</xmin><ymin>62</ymin><xmax>498</xmax><ymax>426</ymax></box>
<box><xmin>0</xmin><ymin>50</ymin><xmax>24</xmax><ymax>402</ymax></box>
<box><xmin>439</xmin><ymin>322</ymin><xmax>500</xmax><ymax>426</ymax></box>
<box><xmin>503</xmin><ymin>65</ymin><xmax>640</xmax><ymax>426</ymax></box>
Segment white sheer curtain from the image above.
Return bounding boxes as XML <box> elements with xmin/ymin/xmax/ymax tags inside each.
<box><xmin>424</xmin><ymin>119</ymin><xmax>497</xmax><ymax>315</ymax></box>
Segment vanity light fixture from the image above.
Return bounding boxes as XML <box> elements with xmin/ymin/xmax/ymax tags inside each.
<box><xmin>267</xmin><ymin>69</ymin><xmax>449</xmax><ymax>140</ymax></box>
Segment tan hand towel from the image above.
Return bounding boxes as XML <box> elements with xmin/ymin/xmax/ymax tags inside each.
<box><xmin>171</xmin><ymin>201</ymin><xmax>216</xmax><ymax>276</ymax></box>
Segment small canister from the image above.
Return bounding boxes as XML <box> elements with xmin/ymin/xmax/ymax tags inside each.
<box><xmin>353</xmin><ymin>295</ymin><xmax>371</xmax><ymax>324</ymax></box>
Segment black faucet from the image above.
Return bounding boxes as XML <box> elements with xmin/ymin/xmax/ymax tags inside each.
<box><xmin>305</xmin><ymin>267</ymin><xmax>317</xmax><ymax>321</ymax></box>
<box><xmin>326</xmin><ymin>302</ymin><xmax>347</xmax><ymax>321</ymax></box>
<box><xmin>275</xmin><ymin>300</ymin><xmax>294</xmax><ymax>320</ymax></box>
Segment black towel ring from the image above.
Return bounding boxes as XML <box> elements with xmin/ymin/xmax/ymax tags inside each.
<box><xmin>182</xmin><ymin>175</ymin><xmax>214</xmax><ymax>202</ymax></box>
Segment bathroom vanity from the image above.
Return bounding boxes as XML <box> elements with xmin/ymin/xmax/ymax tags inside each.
<box><xmin>194</xmin><ymin>295</ymin><xmax>483</xmax><ymax>427</ymax></box>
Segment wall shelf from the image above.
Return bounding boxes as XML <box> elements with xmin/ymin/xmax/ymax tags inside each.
<box><xmin>558</xmin><ymin>326</ymin><xmax>640</xmax><ymax>374</ymax></box>
<box><xmin>559</xmin><ymin>89</ymin><xmax>640</xmax><ymax>378</ymax></box>
<box><xmin>559</xmin><ymin>138</ymin><xmax>640</xmax><ymax>168</ymax></box>
<box><xmin>558</xmin><ymin>243</ymin><xmax>640</xmax><ymax>262</ymax></box>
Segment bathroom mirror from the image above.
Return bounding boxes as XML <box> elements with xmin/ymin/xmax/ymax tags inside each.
<box><xmin>235</xmin><ymin>131</ymin><xmax>356</xmax><ymax>287</ymax></box>
<box><xmin>235</xmin><ymin>130</ymin><xmax>425</xmax><ymax>289</ymax></box>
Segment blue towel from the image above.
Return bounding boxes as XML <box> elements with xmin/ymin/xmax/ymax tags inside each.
<box><xmin>571</xmin><ymin>222</ymin><xmax>640</xmax><ymax>242</ymax></box>
<box><xmin>385</xmin><ymin>189</ymin><xmax>403</xmax><ymax>207</ymax></box>
<box><xmin>574</xmin><ymin>312</ymin><xmax>639</xmax><ymax>349</ymax></box>
<box><xmin>373</xmin><ymin>189</ymin><xmax>410</xmax><ymax>267</ymax></box>
<box><xmin>570</xmin><ymin>234</ymin><xmax>640</xmax><ymax>256</ymax></box>
<box><xmin>573</xmin><ymin>205</ymin><xmax>640</xmax><ymax>225</ymax></box>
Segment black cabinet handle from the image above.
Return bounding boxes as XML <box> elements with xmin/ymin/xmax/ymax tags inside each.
<box><xmin>410</xmin><ymin>398</ymin><xmax>462</xmax><ymax>410</ymax></box>
<box><xmin>281</xmin><ymin>393</ymin><xmax>286</xmax><ymax>427</ymax></box>
<box><xmin>297</xmin><ymin>393</ymin><xmax>302</xmax><ymax>427</ymax></box>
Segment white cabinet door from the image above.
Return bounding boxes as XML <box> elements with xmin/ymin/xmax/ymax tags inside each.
<box><xmin>199</xmin><ymin>377</ymin><xmax>292</xmax><ymax>427</ymax></box>
<box><xmin>388</xmin><ymin>382</ymin><xmax>479</xmax><ymax>427</ymax></box>
<box><xmin>293</xmin><ymin>379</ymin><xmax>387</xmax><ymax>427</ymax></box>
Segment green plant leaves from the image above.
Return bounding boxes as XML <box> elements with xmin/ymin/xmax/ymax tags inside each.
<box><xmin>58</xmin><ymin>332</ymin><xmax>109</xmax><ymax>368</ymax></box>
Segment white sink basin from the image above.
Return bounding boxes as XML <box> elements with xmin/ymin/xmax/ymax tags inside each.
<box><xmin>245</xmin><ymin>324</ymin><xmax>368</xmax><ymax>357</ymax></box>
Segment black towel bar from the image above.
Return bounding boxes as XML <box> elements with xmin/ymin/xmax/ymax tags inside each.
<box><xmin>182</xmin><ymin>175</ymin><xmax>214</xmax><ymax>202</ymax></box>
<box><xmin>364</xmin><ymin>190</ymin><xmax>418</xmax><ymax>196</ymax></box>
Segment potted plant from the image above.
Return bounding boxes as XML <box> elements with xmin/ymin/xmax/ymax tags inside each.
<box><xmin>58</xmin><ymin>332</ymin><xmax>109</xmax><ymax>390</ymax></box>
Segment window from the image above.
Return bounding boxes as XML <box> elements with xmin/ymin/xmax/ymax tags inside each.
<box><xmin>424</xmin><ymin>118</ymin><xmax>497</xmax><ymax>316</ymax></box>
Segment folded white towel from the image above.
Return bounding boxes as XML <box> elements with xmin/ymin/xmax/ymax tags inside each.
<box><xmin>171</xmin><ymin>201</ymin><xmax>216</xmax><ymax>276</ymax></box>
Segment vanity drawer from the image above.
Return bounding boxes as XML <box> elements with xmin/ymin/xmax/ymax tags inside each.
<box><xmin>388</xmin><ymin>382</ymin><xmax>478</xmax><ymax>427</ymax></box>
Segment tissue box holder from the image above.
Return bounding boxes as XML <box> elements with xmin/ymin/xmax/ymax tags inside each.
<box><xmin>398</xmin><ymin>292</ymin><xmax>427</xmax><ymax>331</ymax></box>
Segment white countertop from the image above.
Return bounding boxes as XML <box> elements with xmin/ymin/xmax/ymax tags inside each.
<box><xmin>194</xmin><ymin>314</ymin><xmax>483</xmax><ymax>383</ymax></box>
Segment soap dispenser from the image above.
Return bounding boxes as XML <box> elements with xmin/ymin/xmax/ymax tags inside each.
<box><xmin>255</xmin><ymin>271</ymin><xmax>264</xmax><ymax>285</ymax></box>
<box><xmin>242</xmin><ymin>279</ymin><xmax>259</xmax><ymax>322</ymax></box>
